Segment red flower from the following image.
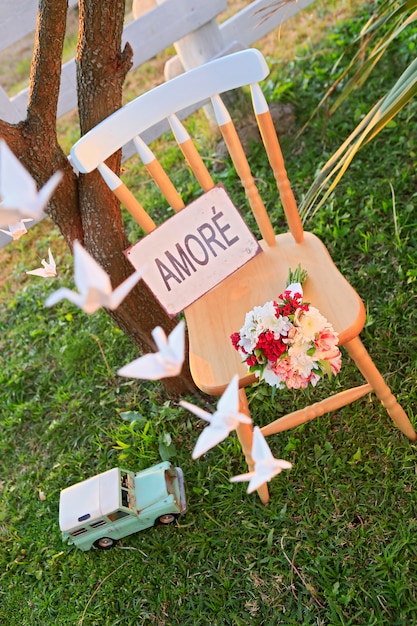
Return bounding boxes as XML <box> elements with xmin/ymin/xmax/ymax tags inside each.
<box><xmin>230</xmin><ymin>332</ymin><xmax>242</xmax><ymax>350</ymax></box>
<box><xmin>256</xmin><ymin>331</ymin><xmax>286</xmax><ymax>362</ymax></box>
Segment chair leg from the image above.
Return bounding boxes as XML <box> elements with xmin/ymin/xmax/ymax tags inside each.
<box><xmin>261</xmin><ymin>384</ymin><xmax>371</xmax><ymax>437</ymax></box>
<box><xmin>237</xmin><ymin>388</ymin><xmax>270</xmax><ymax>505</ymax></box>
<box><xmin>344</xmin><ymin>336</ymin><xmax>417</xmax><ymax>441</ymax></box>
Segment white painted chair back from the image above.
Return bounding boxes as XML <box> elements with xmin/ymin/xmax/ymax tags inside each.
<box><xmin>70</xmin><ymin>48</ymin><xmax>303</xmax><ymax>245</ymax></box>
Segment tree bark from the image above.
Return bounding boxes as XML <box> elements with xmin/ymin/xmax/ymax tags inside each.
<box><xmin>1</xmin><ymin>0</ymin><xmax>83</xmax><ymax>247</ymax></box>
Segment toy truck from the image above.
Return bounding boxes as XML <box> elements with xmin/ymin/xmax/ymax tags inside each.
<box><xmin>59</xmin><ymin>462</ymin><xmax>186</xmax><ymax>551</ymax></box>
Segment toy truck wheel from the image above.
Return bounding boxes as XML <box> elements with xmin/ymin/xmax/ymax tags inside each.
<box><xmin>157</xmin><ymin>513</ymin><xmax>177</xmax><ymax>525</ymax></box>
<box><xmin>94</xmin><ymin>537</ymin><xmax>117</xmax><ymax>550</ymax></box>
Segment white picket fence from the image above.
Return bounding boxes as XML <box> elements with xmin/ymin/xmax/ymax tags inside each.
<box><xmin>0</xmin><ymin>0</ymin><xmax>315</xmax><ymax>246</ymax></box>
<box><xmin>0</xmin><ymin>0</ymin><xmax>316</xmax><ymax>126</ymax></box>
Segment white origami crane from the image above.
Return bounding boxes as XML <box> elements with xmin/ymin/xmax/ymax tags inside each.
<box><xmin>180</xmin><ymin>375</ymin><xmax>252</xmax><ymax>459</ymax></box>
<box><xmin>117</xmin><ymin>321</ymin><xmax>185</xmax><ymax>380</ymax></box>
<box><xmin>45</xmin><ymin>240</ymin><xmax>145</xmax><ymax>314</ymax></box>
<box><xmin>26</xmin><ymin>248</ymin><xmax>57</xmax><ymax>277</ymax></box>
<box><xmin>0</xmin><ymin>218</ymin><xmax>33</xmax><ymax>240</ymax></box>
<box><xmin>0</xmin><ymin>139</ymin><xmax>63</xmax><ymax>226</ymax></box>
<box><xmin>230</xmin><ymin>426</ymin><xmax>292</xmax><ymax>493</ymax></box>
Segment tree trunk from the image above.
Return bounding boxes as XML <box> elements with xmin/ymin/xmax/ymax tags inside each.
<box><xmin>0</xmin><ymin>0</ymin><xmax>196</xmax><ymax>396</ymax></box>
<box><xmin>0</xmin><ymin>0</ymin><xmax>82</xmax><ymax>247</ymax></box>
<box><xmin>75</xmin><ymin>0</ymin><xmax>195</xmax><ymax>395</ymax></box>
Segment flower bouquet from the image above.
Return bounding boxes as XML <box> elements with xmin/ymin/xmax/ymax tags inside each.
<box><xmin>230</xmin><ymin>266</ymin><xmax>341</xmax><ymax>390</ymax></box>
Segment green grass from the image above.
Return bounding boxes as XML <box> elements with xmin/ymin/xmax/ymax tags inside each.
<box><xmin>1</xmin><ymin>2</ymin><xmax>417</xmax><ymax>624</ymax></box>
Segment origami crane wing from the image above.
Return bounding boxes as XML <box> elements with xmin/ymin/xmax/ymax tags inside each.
<box><xmin>179</xmin><ymin>400</ymin><xmax>212</xmax><ymax>423</ymax></box>
<box><xmin>105</xmin><ymin>268</ymin><xmax>146</xmax><ymax>310</ymax></box>
<box><xmin>251</xmin><ymin>425</ymin><xmax>275</xmax><ymax>465</ymax></box>
<box><xmin>181</xmin><ymin>375</ymin><xmax>251</xmax><ymax>459</ymax></box>
<box><xmin>46</xmin><ymin>240</ymin><xmax>145</xmax><ymax>314</ymax></box>
<box><xmin>191</xmin><ymin>420</ymin><xmax>232</xmax><ymax>459</ymax></box>
<box><xmin>26</xmin><ymin>267</ymin><xmax>51</xmax><ymax>277</ymax></box>
<box><xmin>217</xmin><ymin>374</ymin><xmax>240</xmax><ymax>415</ymax></box>
<box><xmin>45</xmin><ymin>287</ymin><xmax>85</xmax><ymax>310</ymax></box>
<box><xmin>216</xmin><ymin>374</ymin><xmax>252</xmax><ymax>425</ymax></box>
<box><xmin>153</xmin><ymin>321</ymin><xmax>185</xmax><ymax>366</ymax></box>
<box><xmin>117</xmin><ymin>353</ymin><xmax>171</xmax><ymax>380</ymax></box>
<box><xmin>0</xmin><ymin>218</ymin><xmax>33</xmax><ymax>240</ymax></box>
<box><xmin>180</xmin><ymin>375</ymin><xmax>249</xmax><ymax>426</ymax></box>
<box><xmin>230</xmin><ymin>469</ymin><xmax>270</xmax><ymax>494</ymax></box>
<box><xmin>0</xmin><ymin>208</ymin><xmax>24</xmax><ymax>226</ymax></box>
<box><xmin>73</xmin><ymin>240</ymin><xmax>112</xmax><ymax>296</ymax></box>
<box><xmin>0</xmin><ymin>140</ymin><xmax>62</xmax><ymax>224</ymax></box>
<box><xmin>0</xmin><ymin>140</ymin><xmax>36</xmax><ymax>207</ymax></box>
<box><xmin>179</xmin><ymin>398</ymin><xmax>225</xmax><ymax>458</ymax></box>
<box><xmin>117</xmin><ymin>321</ymin><xmax>185</xmax><ymax>380</ymax></box>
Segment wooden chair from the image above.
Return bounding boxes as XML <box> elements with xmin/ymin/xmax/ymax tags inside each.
<box><xmin>70</xmin><ymin>49</ymin><xmax>416</xmax><ymax>504</ymax></box>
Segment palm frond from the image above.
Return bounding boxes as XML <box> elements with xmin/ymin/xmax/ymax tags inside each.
<box><xmin>296</xmin><ymin>1</ymin><xmax>417</xmax><ymax>137</ymax></box>
<box><xmin>254</xmin><ymin>0</ymin><xmax>299</xmax><ymax>27</ymax></box>
<box><xmin>300</xmin><ymin>57</ymin><xmax>417</xmax><ymax>220</ymax></box>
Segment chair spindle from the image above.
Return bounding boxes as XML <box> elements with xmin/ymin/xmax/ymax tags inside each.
<box><xmin>98</xmin><ymin>163</ymin><xmax>157</xmax><ymax>234</ymax></box>
<box><xmin>261</xmin><ymin>384</ymin><xmax>372</xmax><ymax>436</ymax></box>
<box><xmin>211</xmin><ymin>94</ymin><xmax>276</xmax><ymax>247</ymax></box>
<box><xmin>237</xmin><ymin>388</ymin><xmax>270</xmax><ymax>505</ymax></box>
<box><xmin>250</xmin><ymin>83</ymin><xmax>304</xmax><ymax>243</ymax></box>
<box><xmin>168</xmin><ymin>114</ymin><xmax>214</xmax><ymax>192</ymax></box>
<box><xmin>133</xmin><ymin>136</ymin><xmax>185</xmax><ymax>212</ymax></box>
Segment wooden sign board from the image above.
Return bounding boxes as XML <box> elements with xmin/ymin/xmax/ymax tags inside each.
<box><xmin>125</xmin><ymin>185</ymin><xmax>262</xmax><ymax>316</ymax></box>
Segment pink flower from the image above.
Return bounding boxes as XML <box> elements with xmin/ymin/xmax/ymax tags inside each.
<box><xmin>326</xmin><ymin>350</ymin><xmax>342</xmax><ymax>375</ymax></box>
<box><xmin>314</xmin><ymin>328</ymin><xmax>339</xmax><ymax>353</ymax></box>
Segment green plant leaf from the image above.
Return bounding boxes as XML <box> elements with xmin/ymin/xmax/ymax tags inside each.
<box><xmin>158</xmin><ymin>431</ymin><xmax>177</xmax><ymax>461</ymax></box>
<box><xmin>301</xmin><ymin>58</ymin><xmax>417</xmax><ymax>220</ymax></box>
<box><xmin>120</xmin><ymin>410</ymin><xmax>148</xmax><ymax>427</ymax></box>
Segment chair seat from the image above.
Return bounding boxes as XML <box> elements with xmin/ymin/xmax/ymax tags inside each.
<box><xmin>185</xmin><ymin>231</ymin><xmax>366</xmax><ymax>395</ymax></box>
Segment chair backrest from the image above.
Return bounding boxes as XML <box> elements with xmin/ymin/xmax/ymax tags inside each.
<box><xmin>70</xmin><ymin>48</ymin><xmax>304</xmax><ymax>246</ymax></box>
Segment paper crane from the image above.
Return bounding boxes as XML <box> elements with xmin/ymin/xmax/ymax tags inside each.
<box><xmin>180</xmin><ymin>375</ymin><xmax>252</xmax><ymax>459</ymax></box>
<box><xmin>45</xmin><ymin>240</ymin><xmax>145</xmax><ymax>314</ymax></box>
<box><xmin>0</xmin><ymin>218</ymin><xmax>33</xmax><ymax>240</ymax></box>
<box><xmin>0</xmin><ymin>139</ymin><xmax>62</xmax><ymax>226</ymax></box>
<box><xmin>117</xmin><ymin>321</ymin><xmax>185</xmax><ymax>380</ymax></box>
<box><xmin>230</xmin><ymin>426</ymin><xmax>292</xmax><ymax>493</ymax></box>
<box><xmin>26</xmin><ymin>248</ymin><xmax>57</xmax><ymax>277</ymax></box>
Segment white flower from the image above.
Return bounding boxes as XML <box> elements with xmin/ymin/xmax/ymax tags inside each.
<box><xmin>261</xmin><ymin>364</ymin><xmax>285</xmax><ymax>388</ymax></box>
<box><xmin>239</xmin><ymin>301</ymin><xmax>291</xmax><ymax>353</ymax></box>
<box><xmin>258</xmin><ymin>301</ymin><xmax>290</xmax><ymax>335</ymax></box>
<box><xmin>287</xmin><ymin>342</ymin><xmax>316</xmax><ymax>377</ymax></box>
<box><xmin>238</xmin><ymin>306</ymin><xmax>265</xmax><ymax>352</ymax></box>
<box><xmin>294</xmin><ymin>306</ymin><xmax>328</xmax><ymax>342</ymax></box>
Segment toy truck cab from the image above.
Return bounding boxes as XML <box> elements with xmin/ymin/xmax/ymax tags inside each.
<box><xmin>59</xmin><ymin>461</ymin><xmax>186</xmax><ymax>551</ymax></box>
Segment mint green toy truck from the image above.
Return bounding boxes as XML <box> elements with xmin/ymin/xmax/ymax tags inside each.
<box><xmin>59</xmin><ymin>462</ymin><xmax>186</xmax><ymax>551</ymax></box>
